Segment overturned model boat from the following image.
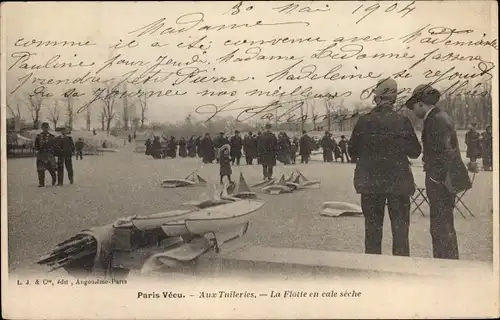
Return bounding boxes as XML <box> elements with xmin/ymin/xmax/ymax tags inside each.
<box><xmin>37</xmin><ymin>199</ymin><xmax>265</xmax><ymax>278</ymax></box>
<box><xmin>161</xmin><ymin>170</ymin><xmax>207</xmax><ymax>188</ymax></box>
<box><xmin>224</xmin><ymin>173</ymin><xmax>258</xmax><ymax>200</ymax></box>
<box><xmin>261</xmin><ymin>175</ymin><xmax>294</xmax><ymax>195</ymax></box>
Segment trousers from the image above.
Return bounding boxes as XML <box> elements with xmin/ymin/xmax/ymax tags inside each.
<box><xmin>262</xmin><ymin>164</ymin><xmax>274</xmax><ymax>179</ymax></box>
<box><xmin>425</xmin><ymin>177</ymin><xmax>459</xmax><ymax>259</ymax></box>
<box><xmin>361</xmin><ymin>193</ymin><xmax>410</xmax><ymax>256</ymax></box>
<box><xmin>57</xmin><ymin>156</ymin><xmax>74</xmax><ymax>185</ymax></box>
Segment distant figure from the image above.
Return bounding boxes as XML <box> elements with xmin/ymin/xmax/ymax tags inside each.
<box><xmin>256</xmin><ymin>131</ymin><xmax>262</xmax><ymax>164</ymax></box>
<box><xmin>201</xmin><ymin>133</ymin><xmax>215</xmax><ymax>164</ymax></box>
<box><xmin>167</xmin><ymin>136</ymin><xmax>177</xmax><ymax>158</ymax></box>
<box><xmin>55</xmin><ymin>127</ymin><xmax>75</xmax><ymax>185</ymax></box>
<box><xmin>243</xmin><ymin>131</ymin><xmax>258</xmax><ymax>165</ymax></box>
<box><xmin>133</xmin><ymin>131</ymin><xmax>137</xmax><ymax>140</ymax></box>
<box><xmin>465</xmin><ymin>123</ymin><xmax>481</xmax><ymax>168</ymax></box>
<box><xmin>151</xmin><ymin>136</ymin><xmax>162</xmax><ymax>159</ymax></box>
<box><xmin>145</xmin><ymin>138</ymin><xmax>152</xmax><ymax>156</ymax></box>
<box><xmin>102</xmin><ymin>141</ymin><xmax>107</xmax><ymax>148</ymax></box>
<box><xmin>321</xmin><ymin>131</ymin><xmax>335</xmax><ymax>163</ymax></box>
<box><xmin>187</xmin><ymin>136</ymin><xmax>197</xmax><ymax>157</ymax></box>
<box><xmin>230</xmin><ymin>130</ymin><xmax>243</xmax><ymax>165</ymax></box>
<box><xmin>92</xmin><ymin>128</ymin><xmax>96</xmax><ymax>136</ymax></box>
<box><xmin>299</xmin><ymin>130</ymin><xmax>312</xmax><ymax>164</ymax></box>
<box><xmin>277</xmin><ymin>132</ymin><xmax>291</xmax><ymax>165</ymax></box>
<box><xmin>351</xmin><ymin>78</ymin><xmax>421</xmax><ymax>257</ymax></box>
<box><xmin>481</xmin><ymin>125</ymin><xmax>492</xmax><ymax>171</ymax></box>
<box><xmin>214</xmin><ymin>132</ymin><xmax>229</xmax><ymax>163</ymax></box>
<box><xmin>128</xmin><ymin>134</ymin><xmax>132</xmax><ymax>143</ymax></box>
<box><xmin>258</xmin><ymin>124</ymin><xmax>278</xmax><ymax>180</ymax></box>
<box><xmin>332</xmin><ymin>137</ymin><xmax>341</xmax><ymax>162</ymax></box>
<box><xmin>178</xmin><ymin>137</ymin><xmax>187</xmax><ymax>157</ymax></box>
<box><xmin>290</xmin><ymin>137</ymin><xmax>298</xmax><ymax>164</ymax></box>
<box><xmin>34</xmin><ymin>122</ymin><xmax>57</xmax><ymax>187</ymax></box>
<box><xmin>75</xmin><ymin>138</ymin><xmax>84</xmax><ymax>160</ymax></box>
<box><xmin>339</xmin><ymin>135</ymin><xmax>350</xmax><ymax>163</ymax></box>
<box><xmin>406</xmin><ymin>83</ymin><xmax>471</xmax><ymax>260</ymax></box>
<box><xmin>195</xmin><ymin>135</ymin><xmax>202</xmax><ymax>158</ymax></box>
<box><xmin>219</xmin><ymin>144</ymin><xmax>233</xmax><ymax>184</ymax></box>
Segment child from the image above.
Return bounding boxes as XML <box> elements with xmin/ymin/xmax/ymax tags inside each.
<box><xmin>219</xmin><ymin>144</ymin><xmax>233</xmax><ymax>184</ymax></box>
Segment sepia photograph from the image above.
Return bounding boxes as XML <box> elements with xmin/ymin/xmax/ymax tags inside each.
<box><xmin>1</xmin><ymin>1</ymin><xmax>498</xmax><ymax>318</ymax></box>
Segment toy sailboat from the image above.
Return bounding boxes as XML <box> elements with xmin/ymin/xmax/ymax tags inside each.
<box><xmin>225</xmin><ymin>173</ymin><xmax>258</xmax><ymax>200</ymax></box>
<box><xmin>161</xmin><ymin>170</ymin><xmax>207</xmax><ymax>188</ymax></box>
<box><xmin>294</xmin><ymin>170</ymin><xmax>321</xmax><ymax>189</ymax></box>
<box><xmin>261</xmin><ymin>174</ymin><xmax>294</xmax><ymax>195</ymax></box>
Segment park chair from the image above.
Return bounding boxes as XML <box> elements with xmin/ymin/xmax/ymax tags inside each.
<box><xmin>410</xmin><ymin>172</ymin><xmax>477</xmax><ymax>219</ymax></box>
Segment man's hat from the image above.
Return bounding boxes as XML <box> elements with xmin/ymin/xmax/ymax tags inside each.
<box><xmin>374</xmin><ymin>78</ymin><xmax>398</xmax><ymax>99</ymax></box>
<box><xmin>341</xmin><ymin>135</ymin><xmax>346</xmax><ymax>139</ymax></box>
<box><xmin>325</xmin><ymin>130</ymin><xmax>330</xmax><ymax>135</ymax></box>
<box><xmin>265</xmin><ymin>123</ymin><xmax>272</xmax><ymax>129</ymax></box>
<box><xmin>234</xmin><ymin>130</ymin><xmax>240</xmax><ymax>134</ymax></box>
<box><xmin>302</xmin><ymin>130</ymin><xmax>306</xmax><ymax>134</ymax></box>
<box><xmin>41</xmin><ymin>122</ymin><xmax>49</xmax><ymax>127</ymax></box>
<box><xmin>405</xmin><ymin>84</ymin><xmax>441</xmax><ymax>109</ymax></box>
<box><xmin>248</xmin><ymin>131</ymin><xmax>253</xmax><ymax>135</ymax></box>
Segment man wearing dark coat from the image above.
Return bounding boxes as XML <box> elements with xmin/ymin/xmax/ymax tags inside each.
<box><xmin>465</xmin><ymin>124</ymin><xmax>481</xmax><ymax>166</ymax></box>
<box><xmin>243</xmin><ymin>132</ymin><xmax>257</xmax><ymax>165</ymax></box>
<box><xmin>406</xmin><ymin>83</ymin><xmax>471</xmax><ymax>260</ymax></box>
<box><xmin>34</xmin><ymin>122</ymin><xmax>58</xmax><ymax>187</ymax></box>
<box><xmin>166</xmin><ymin>136</ymin><xmax>177</xmax><ymax>158</ymax></box>
<box><xmin>195</xmin><ymin>136</ymin><xmax>202</xmax><ymax>157</ymax></box>
<box><xmin>178</xmin><ymin>137</ymin><xmax>187</xmax><ymax>157</ymax></box>
<box><xmin>321</xmin><ymin>131</ymin><xmax>335</xmax><ymax>162</ymax></box>
<box><xmin>481</xmin><ymin>126</ymin><xmax>492</xmax><ymax>171</ymax></box>
<box><xmin>339</xmin><ymin>135</ymin><xmax>350</xmax><ymax>163</ymax></box>
<box><xmin>256</xmin><ymin>131</ymin><xmax>262</xmax><ymax>164</ymax></box>
<box><xmin>299</xmin><ymin>131</ymin><xmax>312</xmax><ymax>164</ymax></box>
<box><xmin>151</xmin><ymin>136</ymin><xmax>162</xmax><ymax>159</ymax></box>
<box><xmin>145</xmin><ymin>138</ymin><xmax>152</xmax><ymax>156</ymax></box>
<box><xmin>187</xmin><ymin>136</ymin><xmax>197</xmax><ymax>157</ymax></box>
<box><xmin>230</xmin><ymin>130</ymin><xmax>243</xmax><ymax>165</ymax></box>
<box><xmin>201</xmin><ymin>133</ymin><xmax>215</xmax><ymax>164</ymax></box>
<box><xmin>75</xmin><ymin>138</ymin><xmax>84</xmax><ymax>160</ymax></box>
<box><xmin>350</xmin><ymin>78</ymin><xmax>421</xmax><ymax>257</ymax></box>
<box><xmin>54</xmin><ymin>127</ymin><xmax>75</xmax><ymax>185</ymax></box>
<box><xmin>258</xmin><ymin>124</ymin><xmax>278</xmax><ymax>180</ymax></box>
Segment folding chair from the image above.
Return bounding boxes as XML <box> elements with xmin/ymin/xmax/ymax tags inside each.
<box><xmin>454</xmin><ymin>172</ymin><xmax>477</xmax><ymax>219</ymax></box>
<box><xmin>410</xmin><ymin>187</ymin><xmax>429</xmax><ymax>216</ymax></box>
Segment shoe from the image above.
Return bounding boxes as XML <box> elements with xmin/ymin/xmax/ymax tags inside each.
<box><xmin>38</xmin><ymin>184</ymin><xmax>44</xmax><ymax>187</ymax></box>
<box><xmin>58</xmin><ymin>183</ymin><xmax>63</xmax><ymax>186</ymax></box>
<box><xmin>70</xmin><ymin>178</ymin><xmax>74</xmax><ymax>184</ymax></box>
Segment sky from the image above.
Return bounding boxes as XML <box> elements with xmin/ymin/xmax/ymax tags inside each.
<box><xmin>3</xmin><ymin>1</ymin><xmax>498</xmax><ymax>127</ymax></box>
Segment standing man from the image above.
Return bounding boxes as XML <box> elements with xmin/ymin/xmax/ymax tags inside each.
<box><xmin>75</xmin><ymin>138</ymin><xmax>84</xmax><ymax>160</ymax></box>
<box><xmin>481</xmin><ymin>125</ymin><xmax>493</xmax><ymax>171</ymax></box>
<box><xmin>350</xmin><ymin>78</ymin><xmax>421</xmax><ymax>257</ymax></box>
<box><xmin>299</xmin><ymin>130</ymin><xmax>312</xmax><ymax>164</ymax></box>
<box><xmin>55</xmin><ymin>127</ymin><xmax>75</xmax><ymax>185</ymax></box>
<box><xmin>321</xmin><ymin>131</ymin><xmax>335</xmax><ymax>163</ymax></box>
<box><xmin>338</xmin><ymin>135</ymin><xmax>350</xmax><ymax>163</ymax></box>
<box><xmin>405</xmin><ymin>84</ymin><xmax>471</xmax><ymax>260</ymax></box>
<box><xmin>258</xmin><ymin>124</ymin><xmax>278</xmax><ymax>180</ymax></box>
<box><xmin>34</xmin><ymin>122</ymin><xmax>58</xmax><ymax>187</ymax></box>
<box><xmin>465</xmin><ymin>123</ymin><xmax>481</xmax><ymax>169</ymax></box>
<box><xmin>230</xmin><ymin>130</ymin><xmax>243</xmax><ymax>165</ymax></box>
<box><xmin>243</xmin><ymin>132</ymin><xmax>257</xmax><ymax>165</ymax></box>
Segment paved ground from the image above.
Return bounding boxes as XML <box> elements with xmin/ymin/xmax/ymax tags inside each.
<box><xmin>7</xmin><ymin>146</ymin><xmax>493</xmax><ymax>273</ymax></box>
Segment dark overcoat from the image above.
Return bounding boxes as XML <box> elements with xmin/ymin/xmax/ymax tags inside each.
<box><xmin>258</xmin><ymin>132</ymin><xmax>278</xmax><ymax>166</ymax></box>
<box><xmin>422</xmin><ymin>108</ymin><xmax>471</xmax><ymax>193</ymax></box>
<box><xmin>465</xmin><ymin>130</ymin><xmax>481</xmax><ymax>159</ymax></box>
<box><xmin>230</xmin><ymin>135</ymin><xmax>243</xmax><ymax>157</ymax></box>
<box><xmin>299</xmin><ymin>135</ymin><xmax>312</xmax><ymax>156</ymax></box>
<box><xmin>349</xmin><ymin>104</ymin><xmax>422</xmax><ymax>195</ymax></box>
<box><xmin>243</xmin><ymin>135</ymin><xmax>258</xmax><ymax>158</ymax></box>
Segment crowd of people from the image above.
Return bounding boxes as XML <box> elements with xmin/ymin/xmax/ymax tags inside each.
<box><xmin>465</xmin><ymin>124</ymin><xmax>493</xmax><ymax>171</ymax></box>
<box><xmin>143</xmin><ymin>130</ymin><xmax>353</xmax><ymax>166</ymax></box>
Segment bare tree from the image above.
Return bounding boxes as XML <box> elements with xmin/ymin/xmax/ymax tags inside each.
<box><xmin>310</xmin><ymin>101</ymin><xmax>319</xmax><ymax>131</ymax></box>
<box><xmin>65</xmin><ymin>95</ymin><xmax>75</xmax><ymax>130</ymax></box>
<box><xmin>85</xmin><ymin>105</ymin><xmax>92</xmax><ymax>131</ymax></box>
<box><xmin>122</xmin><ymin>89</ymin><xmax>130</xmax><ymax>131</ymax></box>
<box><xmin>138</xmin><ymin>91</ymin><xmax>148</xmax><ymax>129</ymax></box>
<box><xmin>132</xmin><ymin>117</ymin><xmax>141</xmax><ymax>131</ymax></box>
<box><xmin>7</xmin><ymin>103</ymin><xmax>22</xmax><ymax>131</ymax></box>
<box><xmin>99</xmin><ymin>85</ymin><xmax>117</xmax><ymax>134</ymax></box>
<box><xmin>27</xmin><ymin>92</ymin><xmax>44</xmax><ymax>129</ymax></box>
<box><xmin>99</xmin><ymin>109</ymin><xmax>106</xmax><ymax>131</ymax></box>
<box><xmin>47</xmin><ymin>100</ymin><xmax>61</xmax><ymax>130</ymax></box>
